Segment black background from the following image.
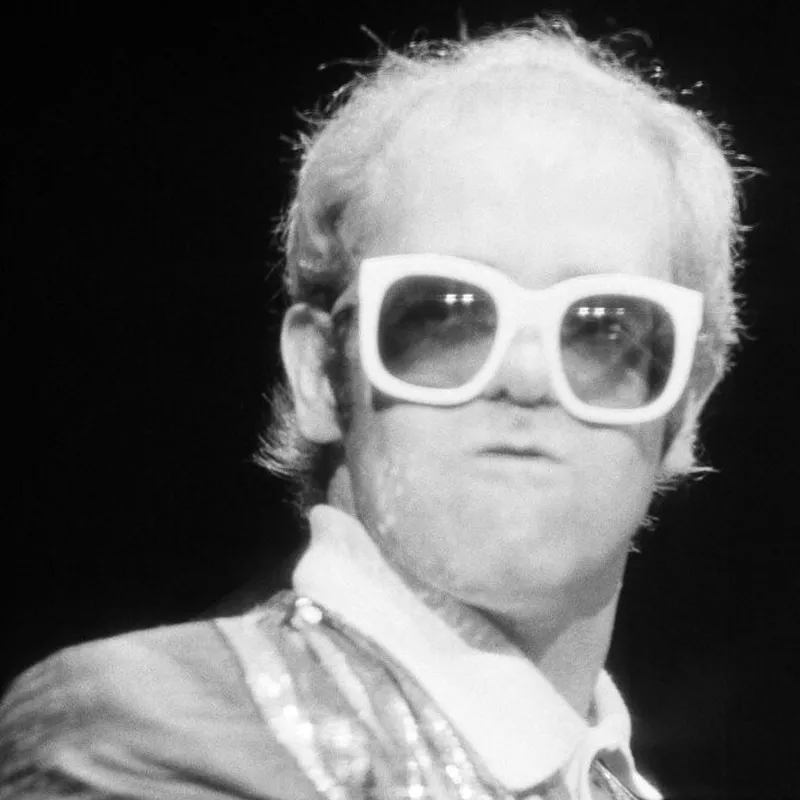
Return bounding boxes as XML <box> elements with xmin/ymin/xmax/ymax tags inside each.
<box><xmin>4</xmin><ymin>1</ymin><xmax>798</xmax><ymax>798</ymax></box>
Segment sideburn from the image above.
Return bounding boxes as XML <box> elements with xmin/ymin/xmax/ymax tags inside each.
<box><xmin>325</xmin><ymin>308</ymin><xmax>356</xmax><ymax>432</ymax></box>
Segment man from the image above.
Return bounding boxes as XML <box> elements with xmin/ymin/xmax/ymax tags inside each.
<box><xmin>0</xmin><ymin>19</ymin><xmax>747</xmax><ymax>800</ymax></box>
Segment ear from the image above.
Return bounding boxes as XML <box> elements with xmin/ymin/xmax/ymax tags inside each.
<box><xmin>280</xmin><ymin>303</ymin><xmax>343</xmax><ymax>444</ymax></box>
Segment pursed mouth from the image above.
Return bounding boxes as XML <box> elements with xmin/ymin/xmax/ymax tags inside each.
<box><xmin>478</xmin><ymin>444</ymin><xmax>558</xmax><ymax>461</ymax></box>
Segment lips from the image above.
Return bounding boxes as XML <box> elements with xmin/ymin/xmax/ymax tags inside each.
<box><xmin>478</xmin><ymin>442</ymin><xmax>558</xmax><ymax>461</ymax></box>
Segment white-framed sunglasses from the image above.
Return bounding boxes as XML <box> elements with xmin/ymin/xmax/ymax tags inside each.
<box><xmin>332</xmin><ymin>254</ymin><xmax>704</xmax><ymax>425</ymax></box>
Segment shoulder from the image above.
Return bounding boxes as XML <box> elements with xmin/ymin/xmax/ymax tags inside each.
<box><xmin>0</xmin><ymin>608</ymin><xmax>319</xmax><ymax>799</ymax></box>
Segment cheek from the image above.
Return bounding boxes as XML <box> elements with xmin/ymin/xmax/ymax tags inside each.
<box><xmin>573</xmin><ymin>421</ymin><xmax>665</xmax><ymax>520</ymax></box>
<box><xmin>349</xmin><ymin>410</ymin><xmax>436</xmax><ymax>509</ymax></box>
<box><xmin>344</xmin><ymin>393</ymin><xmax>419</xmax><ymax>538</ymax></box>
<box><xmin>628</xmin><ymin>419</ymin><xmax>667</xmax><ymax>476</ymax></box>
<box><xmin>344</xmin><ymin>404</ymin><xmax>468</xmax><ymax>573</ymax></box>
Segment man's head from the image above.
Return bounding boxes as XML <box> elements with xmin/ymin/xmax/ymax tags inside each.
<box><xmin>260</xmin><ymin>20</ymin><xmax>748</xmax><ymax>623</ymax></box>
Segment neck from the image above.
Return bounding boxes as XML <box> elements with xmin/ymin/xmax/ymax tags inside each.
<box><xmin>492</xmin><ymin>597</ymin><xmax>619</xmax><ymax>719</ymax></box>
<box><xmin>403</xmin><ymin>571</ymin><xmax>619</xmax><ymax>720</ymax></box>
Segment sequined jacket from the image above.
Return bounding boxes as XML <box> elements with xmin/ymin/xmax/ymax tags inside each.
<box><xmin>0</xmin><ymin>592</ymin><xmax>641</xmax><ymax>799</ymax></box>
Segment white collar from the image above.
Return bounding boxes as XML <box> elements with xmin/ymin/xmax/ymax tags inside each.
<box><xmin>293</xmin><ymin>504</ymin><xmax>661</xmax><ymax>799</ymax></box>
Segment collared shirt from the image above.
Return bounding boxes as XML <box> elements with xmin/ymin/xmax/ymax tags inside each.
<box><xmin>293</xmin><ymin>504</ymin><xmax>662</xmax><ymax>800</ymax></box>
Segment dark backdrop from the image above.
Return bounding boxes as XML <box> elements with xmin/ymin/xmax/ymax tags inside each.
<box><xmin>5</xmin><ymin>2</ymin><xmax>798</xmax><ymax>798</ymax></box>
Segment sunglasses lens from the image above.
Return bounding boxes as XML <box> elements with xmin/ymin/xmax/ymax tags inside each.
<box><xmin>378</xmin><ymin>276</ymin><xmax>497</xmax><ymax>388</ymax></box>
<box><xmin>561</xmin><ymin>295</ymin><xmax>675</xmax><ymax>409</ymax></box>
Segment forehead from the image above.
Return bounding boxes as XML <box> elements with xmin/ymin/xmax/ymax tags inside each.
<box><xmin>362</xmin><ymin>84</ymin><xmax>676</xmax><ymax>287</ymax></box>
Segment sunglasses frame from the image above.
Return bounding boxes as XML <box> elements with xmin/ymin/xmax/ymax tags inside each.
<box><xmin>334</xmin><ymin>254</ymin><xmax>703</xmax><ymax>425</ymax></box>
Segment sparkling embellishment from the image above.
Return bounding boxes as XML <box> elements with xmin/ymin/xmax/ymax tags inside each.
<box><xmin>316</xmin><ymin>717</ymin><xmax>371</xmax><ymax>785</ymax></box>
<box><xmin>215</xmin><ymin>613</ymin><xmax>347</xmax><ymax>800</ymax></box>
<box><xmin>302</xmin><ymin>623</ymin><xmax>388</xmax><ymax>748</ymax></box>
<box><xmin>294</xmin><ymin>596</ymin><xmax>324</xmax><ymax>626</ymax></box>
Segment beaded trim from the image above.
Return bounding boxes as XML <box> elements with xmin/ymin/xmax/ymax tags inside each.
<box><xmin>215</xmin><ymin>612</ymin><xmax>348</xmax><ymax>800</ymax></box>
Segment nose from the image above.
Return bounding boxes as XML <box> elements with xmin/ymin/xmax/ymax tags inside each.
<box><xmin>483</xmin><ymin>330</ymin><xmax>557</xmax><ymax>407</ymax></box>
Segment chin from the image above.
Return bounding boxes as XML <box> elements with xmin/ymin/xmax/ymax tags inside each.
<box><xmin>455</xmin><ymin>545</ymin><xmax>626</xmax><ymax>616</ymax></box>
